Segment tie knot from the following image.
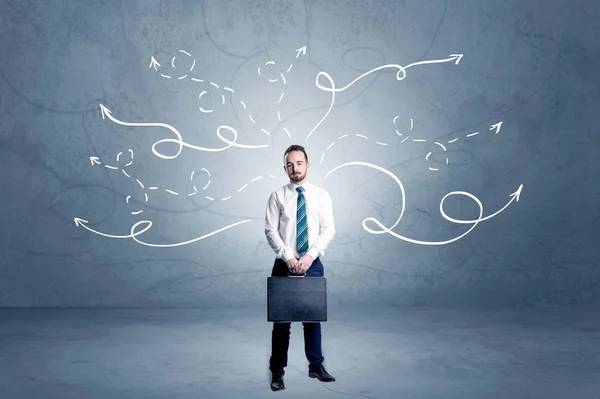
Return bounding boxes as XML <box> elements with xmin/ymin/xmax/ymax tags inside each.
<box><xmin>296</xmin><ymin>187</ymin><xmax>304</xmax><ymax>193</ymax></box>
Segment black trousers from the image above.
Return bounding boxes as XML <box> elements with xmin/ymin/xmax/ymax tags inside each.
<box><xmin>269</xmin><ymin>257</ymin><xmax>325</xmax><ymax>374</ymax></box>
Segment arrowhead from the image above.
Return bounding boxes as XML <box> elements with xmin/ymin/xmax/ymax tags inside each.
<box><xmin>509</xmin><ymin>184</ymin><xmax>524</xmax><ymax>202</ymax></box>
<box><xmin>89</xmin><ymin>156</ymin><xmax>100</xmax><ymax>165</ymax></box>
<box><xmin>99</xmin><ymin>104</ymin><xmax>111</xmax><ymax>119</ymax></box>
<box><xmin>489</xmin><ymin>121</ymin><xmax>503</xmax><ymax>134</ymax></box>
<box><xmin>449</xmin><ymin>53</ymin><xmax>463</xmax><ymax>64</ymax></box>
<box><xmin>295</xmin><ymin>46</ymin><xmax>307</xmax><ymax>58</ymax></box>
<box><xmin>149</xmin><ymin>56</ymin><xmax>161</xmax><ymax>70</ymax></box>
<box><xmin>73</xmin><ymin>217</ymin><xmax>88</xmax><ymax>227</ymax></box>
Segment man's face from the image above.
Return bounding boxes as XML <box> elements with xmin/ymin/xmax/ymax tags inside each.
<box><xmin>284</xmin><ymin>151</ymin><xmax>309</xmax><ymax>183</ymax></box>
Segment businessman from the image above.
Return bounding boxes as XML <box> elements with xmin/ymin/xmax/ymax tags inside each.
<box><xmin>265</xmin><ymin>144</ymin><xmax>336</xmax><ymax>391</ymax></box>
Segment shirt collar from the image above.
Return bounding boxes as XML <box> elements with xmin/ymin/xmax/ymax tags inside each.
<box><xmin>288</xmin><ymin>181</ymin><xmax>310</xmax><ymax>192</ymax></box>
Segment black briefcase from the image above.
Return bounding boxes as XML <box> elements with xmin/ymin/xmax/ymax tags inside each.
<box><xmin>267</xmin><ymin>274</ymin><xmax>327</xmax><ymax>322</ymax></box>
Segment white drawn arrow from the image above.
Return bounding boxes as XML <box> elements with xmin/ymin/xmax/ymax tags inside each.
<box><xmin>445</xmin><ymin>184</ymin><xmax>523</xmax><ymax>224</ymax></box>
<box><xmin>272</xmin><ymin>45</ymin><xmax>307</xmax><ymax>138</ymax></box>
<box><xmin>99</xmin><ymin>104</ymin><xmax>267</xmax><ymax>160</ymax></box>
<box><xmin>307</xmin><ymin>54</ymin><xmax>463</xmax><ymax>140</ymax></box>
<box><xmin>99</xmin><ymin>103</ymin><xmax>184</xmax><ymax>160</ymax></box>
<box><xmin>490</xmin><ymin>121</ymin><xmax>503</xmax><ymax>134</ymax></box>
<box><xmin>295</xmin><ymin>46</ymin><xmax>307</xmax><ymax>58</ymax></box>
<box><xmin>74</xmin><ymin>217</ymin><xmax>253</xmax><ymax>247</ymax></box>
<box><xmin>73</xmin><ymin>218</ymin><xmax>144</xmax><ymax>239</ymax></box>
<box><xmin>89</xmin><ymin>156</ymin><xmax>101</xmax><ymax>165</ymax></box>
<box><xmin>325</xmin><ymin>161</ymin><xmax>522</xmax><ymax>245</ymax></box>
<box><xmin>149</xmin><ymin>56</ymin><xmax>161</xmax><ymax>70</ymax></box>
<box><xmin>316</xmin><ymin>53</ymin><xmax>463</xmax><ymax>94</ymax></box>
<box><xmin>405</xmin><ymin>53</ymin><xmax>463</xmax><ymax>68</ymax></box>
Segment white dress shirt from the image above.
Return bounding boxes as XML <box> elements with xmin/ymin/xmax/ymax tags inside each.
<box><xmin>265</xmin><ymin>181</ymin><xmax>335</xmax><ymax>262</ymax></box>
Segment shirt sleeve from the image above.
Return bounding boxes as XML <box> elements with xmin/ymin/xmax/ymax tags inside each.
<box><xmin>306</xmin><ymin>190</ymin><xmax>335</xmax><ymax>259</ymax></box>
<box><xmin>265</xmin><ymin>192</ymin><xmax>295</xmax><ymax>261</ymax></box>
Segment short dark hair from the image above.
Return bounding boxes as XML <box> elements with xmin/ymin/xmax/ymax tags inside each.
<box><xmin>283</xmin><ymin>144</ymin><xmax>308</xmax><ymax>163</ymax></box>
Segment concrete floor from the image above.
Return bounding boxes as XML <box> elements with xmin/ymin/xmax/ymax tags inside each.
<box><xmin>0</xmin><ymin>306</ymin><xmax>598</xmax><ymax>399</ymax></box>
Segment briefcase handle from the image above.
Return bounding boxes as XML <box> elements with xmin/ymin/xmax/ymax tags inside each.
<box><xmin>287</xmin><ymin>271</ymin><xmax>306</xmax><ymax>277</ymax></box>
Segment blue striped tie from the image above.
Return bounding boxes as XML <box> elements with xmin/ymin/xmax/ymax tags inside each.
<box><xmin>296</xmin><ymin>186</ymin><xmax>308</xmax><ymax>256</ymax></box>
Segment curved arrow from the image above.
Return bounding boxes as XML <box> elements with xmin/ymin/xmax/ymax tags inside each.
<box><xmin>99</xmin><ymin>104</ymin><xmax>268</xmax><ymax>160</ymax></box>
<box><xmin>74</xmin><ymin>217</ymin><xmax>252</xmax><ymax>247</ymax></box>
<box><xmin>325</xmin><ymin>161</ymin><xmax>522</xmax><ymax>246</ymax></box>
<box><xmin>73</xmin><ymin>217</ymin><xmax>150</xmax><ymax>239</ymax></box>
<box><xmin>307</xmin><ymin>54</ymin><xmax>463</xmax><ymax>140</ymax></box>
<box><xmin>316</xmin><ymin>53</ymin><xmax>463</xmax><ymax>94</ymax></box>
<box><xmin>443</xmin><ymin>184</ymin><xmax>523</xmax><ymax>224</ymax></box>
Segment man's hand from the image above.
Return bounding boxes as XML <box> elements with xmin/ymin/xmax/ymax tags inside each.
<box><xmin>286</xmin><ymin>257</ymin><xmax>300</xmax><ymax>274</ymax></box>
<box><xmin>296</xmin><ymin>254</ymin><xmax>314</xmax><ymax>274</ymax></box>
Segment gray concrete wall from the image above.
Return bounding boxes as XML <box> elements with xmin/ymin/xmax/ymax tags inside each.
<box><xmin>1</xmin><ymin>0</ymin><xmax>598</xmax><ymax>307</ymax></box>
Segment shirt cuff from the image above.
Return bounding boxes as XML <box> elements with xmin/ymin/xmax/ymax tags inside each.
<box><xmin>306</xmin><ymin>248</ymin><xmax>320</xmax><ymax>260</ymax></box>
<box><xmin>283</xmin><ymin>251</ymin><xmax>296</xmax><ymax>262</ymax></box>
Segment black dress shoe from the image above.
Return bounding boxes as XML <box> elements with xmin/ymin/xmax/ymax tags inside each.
<box><xmin>309</xmin><ymin>365</ymin><xmax>335</xmax><ymax>382</ymax></box>
<box><xmin>270</xmin><ymin>370</ymin><xmax>285</xmax><ymax>391</ymax></box>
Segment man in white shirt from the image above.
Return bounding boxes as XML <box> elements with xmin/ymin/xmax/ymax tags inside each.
<box><xmin>265</xmin><ymin>144</ymin><xmax>336</xmax><ymax>391</ymax></box>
